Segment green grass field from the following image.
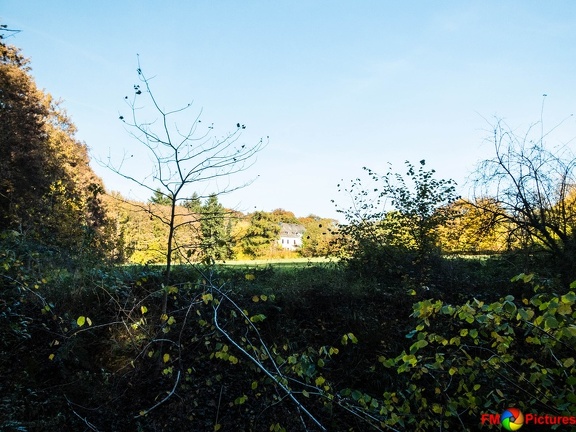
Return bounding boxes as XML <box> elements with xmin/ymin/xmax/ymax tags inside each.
<box><xmin>217</xmin><ymin>256</ymin><xmax>336</xmax><ymax>268</ymax></box>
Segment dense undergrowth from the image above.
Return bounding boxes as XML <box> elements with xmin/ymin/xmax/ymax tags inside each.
<box><xmin>2</xmin><ymin>236</ymin><xmax>575</xmax><ymax>431</ymax></box>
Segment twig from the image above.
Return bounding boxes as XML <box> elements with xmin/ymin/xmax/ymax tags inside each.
<box><xmin>209</xmin><ymin>286</ymin><xmax>327</xmax><ymax>431</ymax></box>
<box><xmin>215</xmin><ymin>384</ymin><xmax>224</xmax><ymax>427</ymax></box>
<box><xmin>134</xmin><ymin>370</ymin><xmax>181</xmax><ymax>418</ymax></box>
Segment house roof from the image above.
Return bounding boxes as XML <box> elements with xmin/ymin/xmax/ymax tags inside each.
<box><xmin>279</xmin><ymin>222</ymin><xmax>305</xmax><ymax>237</ymax></box>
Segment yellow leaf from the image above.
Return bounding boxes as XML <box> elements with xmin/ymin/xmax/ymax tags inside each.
<box><xmin>141</xmin><ymin>305</ymin><xmax>148</xmax><ymax>314</ymax></box>
<box><xmin>245</xmin><ymin>273</ymin><xmax>255</xmax><ymax>281</ymax></box>
<box><xmin>48</xmin><ymin>353</ymin><xmax>55</xmax><ymax>361</ymax></box>
<box><xmin>167</xmin><ymin>316</ymin><xmax>176</xmax><ymax>325</ymax></box>
<box><xmin>163</xmin><ymin>353</ymin><xmax>170</xmax><ymax>363</ymax></box>
<box><xmin>160</xmin><ymin>314</ymin><xmax>168</xmax><ymax>322</ymax></box>
<box><xmin>148</xmin><ymin>350</ymin><xmax>154</xmax><ymax>358</ymax></box>
<box><xmin>202</xmin><ymin>293</ymin><xmax>213</xmax><ymax>304</ymax></box>
<box><xmin>252</xmin><ymin>295</ymin><xmax>260</xmax><ymax>302</ymax></box>
<box><xmin>260</xmin><ymin>294</ymin><xmax>268</xmax><ymax>301</ymax></box>
<box><xmin>214</xmin><ymin>425</ymin><xmax>222</xmax><ymax>431</ymax></box>
<box><xmin>315</xmin><ymin>376</ymin><xmax>326</xmax><ymax>386</ymax></box>
<box><xmin>563</xmin><ymin>357</ymin><xmax>575</xmax><ymax>368</ymax></box>
<box><xmin>251</xmin><ymin>381</ymin><xmax>258</xmax><ymax>390</ymax></box>
<box><xmin>77</xmin><ymin>316</ymin><xmax>86</xmax><ymax>327</ymax></box>
<box><xmin>86</xmin><ymin>317</ymin><xmax>92</xmax><ymax>326</ymax></box>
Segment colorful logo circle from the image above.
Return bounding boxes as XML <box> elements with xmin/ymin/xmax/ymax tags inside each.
<box><xmin>501</xmin><ymin>408</ymin><xmax>524</xmax><ymax>431</ymax></box>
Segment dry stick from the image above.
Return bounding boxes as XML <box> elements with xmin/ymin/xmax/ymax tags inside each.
<box><xmin>65</xmin><ymin>397</ymin><xmax>102</xmax><ymax>432</ymax></box>
<box><xmin>203</xmin><ymin>272</ymin><xmax>398</xmax><ymax>431</ymax></box>
<box><xmin>210</xmin><ymin>294</ymin><xmax>327</xmax><ymax>431</ymax></box>
<box><xmin>133</xmin><ymin>370</ymin><xmax>181</xmax><ymax>418</ymax></box>
<box><xmin>459</xmin><ymin>344</ymin><xmax>559</xmax><ymax>414</ymax></box>
<box><xmin>214</xmin><ymin>384</ymin><xmax>224</xmax><ymax>428</ymax></box>
<box><xmin>332</xmin><ymin>398</ymin><xmax>394</xmax><ymax>432</ymax></box>
<box><xmin>211</xmin><ymin>284</ymin><xmax>284</xmax><ymax>378</ymax></box>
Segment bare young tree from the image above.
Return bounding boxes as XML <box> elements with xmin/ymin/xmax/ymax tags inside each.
<box><xmin>103</xmin><ymin>59</ymin><xmax>266</xmax><ymax>287</ymax></box>
<box><xmin>470</xmin><ymin>112</ymin><xmax>576</xmax><ymax>282</ymax></box>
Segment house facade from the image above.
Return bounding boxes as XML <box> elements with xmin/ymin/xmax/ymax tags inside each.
<box><xmin>278</xmin><ymin>223</ymin><xmax>306</xmax><ymax>250</ymax></box>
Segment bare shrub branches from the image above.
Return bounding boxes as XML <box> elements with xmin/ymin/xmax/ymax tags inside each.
<box><xmin>471</xmin><ymin>116</ymin><xmax>576</xmax><ymax>255</ymax></box>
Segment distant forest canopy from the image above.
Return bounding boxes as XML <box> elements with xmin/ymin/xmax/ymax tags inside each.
<box><xmin>107</xmin><ymin>190</ymin><xmax>339</xmax><ymax>263</ymax></box>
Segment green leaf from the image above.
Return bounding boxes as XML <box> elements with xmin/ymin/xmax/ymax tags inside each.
<box><xmin>234</xmin><ymin>395</ymin><xmax>248</xmax><ymax>405</ymax></box>
<box><xmin>77</xmin><ymin>316</ymin><xmax>86</xmax><ymax>327</ymax></box>
<box><xmin>557</xmin><ymin>303</ymin><xmax>572</xmax><ymax>315</ymax></box>
<box><xmin>351</xmin><ymin>390</ymin><xmax>363</xmax><ymax>401</ymax></box>
<box><xmin>250</xmin><ymin>314</ymin><xmax>266</xmax><ymax>323</ymax></box>
<box><xmin>545</xmin><ymin>316</ymin><xmax>559</xmax><ymax>329</ymax></box>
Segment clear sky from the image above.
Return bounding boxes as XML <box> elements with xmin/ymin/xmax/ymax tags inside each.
<box><xmin>4</xmin><ymin>1</ymin><xmax>576</xmax><ymax>220</ymax></box>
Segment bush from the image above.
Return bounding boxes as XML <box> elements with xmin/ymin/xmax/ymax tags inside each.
<box><xmin>335</xmin><ymin>160</ymin><xmax>458</xmax><ymax>285</ymax></box>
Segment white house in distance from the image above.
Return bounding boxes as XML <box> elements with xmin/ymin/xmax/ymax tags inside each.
<box><xmin>278</xmin><ymin>223</ymin><xmax>306</xmax><ymax>250</ymax></box>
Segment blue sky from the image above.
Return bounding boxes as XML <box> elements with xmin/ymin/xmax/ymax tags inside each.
<box><xmin>4</xmin><ymin>1</ymin><xmax>576</xmax><ymax>220</ymax></box>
